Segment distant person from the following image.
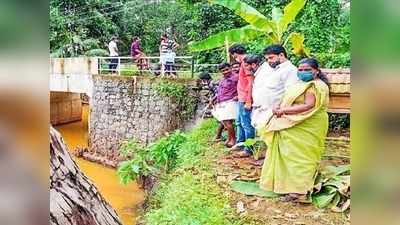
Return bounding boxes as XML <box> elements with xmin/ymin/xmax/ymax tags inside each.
<box><xmin>228</xmin><ymin>44</ymin><xmax>255</xmax><ymax>157</ymax></box>
<box><xmin>211</xmin><ymin>63</ymin><xmax>239</xmax><ymax>147</ymax></box>
<box><xmin>259</xmin><ymin>58</ymin><xmax>329</xmax><ymax>202</ymax></box>
<box><xmin>130</xmin><ymin>36</ymin><xmax>149</xmax><ymax>71</ymax></box>
<box><xmin>159</xmin><ymin>34</ymin><xmax>179</xmax><ymax>77</ymax></box>
<box><xmin>108</xmin><ymin>36</ymin><xmax>119</xmax><ymax>73</ymax></box>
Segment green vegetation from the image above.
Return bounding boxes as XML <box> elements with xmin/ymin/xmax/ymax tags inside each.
<box><xmin>243</xmin><ymin>138</ymin><xmax>267</xmax><ymax>160</ymax></box>
<box><xmin>118</xmin><ymin>119</ymin><xmax>254</xmax><ymax>224</ymax></box>
<box><xmin>189</xmin><ymin>0</ymin><xmax>310</xmax><ymax>56</ymax></box>
<box><xmin>312</xmin><ymin>165</ymin><xmax>350</xmax><ymax>212</ymax></box>
<box><xmin>117</xmin><ymin>130</ymin><xmax>187</xmax><ymax>184</ymax></box>
<box><xmin>153</xmin><ymin>81</ymin><xmax>197</xmax><ymax>120</ymax></box>
<box><xmin>50</xmin><ymin>0</ymin><xmax>350</xmax><ymax>68</ymax></box>
<box><xmin>329</xmin><ymin>113</ymin><xmax>350</xmax><ymax>133</ymax></box>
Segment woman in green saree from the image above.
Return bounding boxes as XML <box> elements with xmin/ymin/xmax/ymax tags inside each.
<box><xmin>259</xmin><ymin>58</ymin><xmax>330</xmax><ymax>202</ymax></box>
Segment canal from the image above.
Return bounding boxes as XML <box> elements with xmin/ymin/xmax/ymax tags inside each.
<box><xmin>55</xmin><ymin>104</ymin><xmax>144</xmax><ymax>225</ymax></box>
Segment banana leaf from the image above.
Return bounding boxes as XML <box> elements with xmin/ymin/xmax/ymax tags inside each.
<box><xmin>209</xmin><ymin>0</ymin><xmax>275</xmax><ymax>32</ymax></box>
<box><xmin>279</xmin><ymin>0</ymin><xmax>307</xmax><ymax>33</ymax></box>
<box><xmin>230</xmin><ymin>181</ymin><xmax>279</xmax><ymax>198</ymax></box>
<box><xmin>321</xmin><ymin>164</ymin><xmax>351</xmax><ymax>179</ymax></box>
<box><xmin>287</xmin><ymin>32</ymin><xmax>310</xmax><ymax>56</ymax></box>
<box><xmin>312</xmin><ymin>185</ymin><xmax>337</xmax><ymax>208</ymax></box>
<box><xmin>189</xmin><ymin>25</ymin><xmax>264</xmax><ymax>52</ymax></box>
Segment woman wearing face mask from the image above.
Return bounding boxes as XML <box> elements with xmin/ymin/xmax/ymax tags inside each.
<box><xmin>258</xmin><ymin>58</ymin><xmax>330</xmax><ymax>202</ymax></box>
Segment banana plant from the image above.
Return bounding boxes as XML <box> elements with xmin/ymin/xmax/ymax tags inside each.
<box><xmin>189</xmin><ymin>0</ymin><xmax>310</xmax><ymax>56</ymax></box>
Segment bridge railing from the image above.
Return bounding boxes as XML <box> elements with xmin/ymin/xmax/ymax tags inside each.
<box><xmin>97</xmin><ymin>56</ymin><xmax>196</xmax><ymax>78</ymax></box>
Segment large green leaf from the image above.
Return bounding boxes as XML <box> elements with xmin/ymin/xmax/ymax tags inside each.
<box><xmin>188</xmin><ymin>25</ymin><xmax>264</xmax><ymax>52</ymax></box>
<box><xmin>321</xmin><ymin>164</ymin><xmax>351</xmax><ymax>179</ymax></box>
<box><xmin>230</xmin><ymin>181</ymin><xmax>279</xmax><ymax>198</ymax></box>
<box><xmin>287</xmin><ymin>32</ymin><xmax>310</xmax><ymax>56</ymax></box>
<box><xmin>209</xmin><ymin>0</ymin><xmax>274</xmax><ymax>32</ymax></box>
<box><xmin>279</xmin><ymin>0</ymin><xmax>307</xmax><ymax>33</ymax></box>
<box><xmin>272</xmin><ymin>8</ymin><xmax>283</xmax><ymax>24</ymax></box>
<box><xmin>312</xmin><ymin>185</ymin><xmax>337</xmax><ymax>208</ymax></box>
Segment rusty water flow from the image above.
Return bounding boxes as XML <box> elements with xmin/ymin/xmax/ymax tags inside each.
<box><xmin>55</xmin><ymin>104</ymin><xmax>144</xmax><ymax>225</ymax></box>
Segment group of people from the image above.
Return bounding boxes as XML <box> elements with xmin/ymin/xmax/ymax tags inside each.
<box><xmin>107</xmin><ymin>34</ymin><xmax>179</xmax><ymax>76</ymax></box>
<box><xmin>202</xmin><ymin>44</ymin><xmax>330</xmax><ymax>202</ymax></box>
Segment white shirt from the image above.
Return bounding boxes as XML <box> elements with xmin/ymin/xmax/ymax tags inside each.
<box><xmin>108</xmin><ymin>41</ymin><xmax>118</xmax><ymax>56</ymax></box>
<box><xmin>252</xmin><ymin>60</ymin><xmax>298</xmax><ymax>109</ymax></box>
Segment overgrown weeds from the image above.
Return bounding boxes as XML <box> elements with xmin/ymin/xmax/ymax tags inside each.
<box><xmin>118</xmin><ymin>119</ymin><xmax>258</xmax><ymax>224</ymax></box>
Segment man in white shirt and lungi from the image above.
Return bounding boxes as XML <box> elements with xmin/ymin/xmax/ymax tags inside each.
<box><xmin>250</xmin><ymin>45</ymin><xmax>298</xmax><ymax>130</ymax></box>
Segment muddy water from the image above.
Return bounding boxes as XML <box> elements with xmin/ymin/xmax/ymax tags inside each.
<box><xmin>55</xmin><ymin>104</ymin><xmax>144</xmax><ymax>225</ymax></box>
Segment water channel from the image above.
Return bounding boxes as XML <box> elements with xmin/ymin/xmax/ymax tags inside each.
<box><xmin>55</xmin><ymin>104</ymin><xmax>144</xmax><ymax>225</ymax></box>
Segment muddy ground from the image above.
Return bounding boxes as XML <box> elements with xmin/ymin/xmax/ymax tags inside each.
<box><xmin>212</xmin><ymin>133</ymin><xmax>350</xmax><ymax>225</ymax></box>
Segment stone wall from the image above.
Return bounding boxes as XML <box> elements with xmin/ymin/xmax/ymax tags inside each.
<box><xmin>89</xmin><ymin>75</ymin><xmax>201</xmax><ymax>162</ymax></box>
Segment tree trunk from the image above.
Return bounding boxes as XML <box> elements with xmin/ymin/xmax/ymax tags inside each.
<box><xmin>50</xmin><ymin>126</ymin><xmax>123</xmax><ymax>225</ymax></box>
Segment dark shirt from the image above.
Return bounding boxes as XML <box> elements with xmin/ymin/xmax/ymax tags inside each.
<box><xmin>130</xmin><ymin>41</ymin><xmax>141</xmax><ymax>57</ymax></box>
<box><xmin>217</xmin><ymin>73</ymin><xmax>238</xmax><ymax>103</ymax></box>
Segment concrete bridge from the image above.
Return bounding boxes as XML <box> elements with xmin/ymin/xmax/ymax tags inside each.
<box><xmin>50</xmin><ymin>57</ymin><xmax>97</xmax><ymax>96</ymax></box>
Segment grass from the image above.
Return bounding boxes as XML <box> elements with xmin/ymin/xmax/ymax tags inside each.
<box><xmin>131</xmin><ymin>118</ymin><xmax>350</xmax><ymax>225</ymax></box>
<box><xmin>140</xmin><ymin>119</ymin><xmax>256</xmax><ymax>225</ymax></box>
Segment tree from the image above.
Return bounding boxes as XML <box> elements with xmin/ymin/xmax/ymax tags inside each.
<box><xmin>50</xmin><ymin>126</ymin><xmax>122</xmax><ymax>225</ymax></box>
<box><xmin>188</xmin><ymin>0</ymin><xmax>310</xmax><ymax>56</ymax></box>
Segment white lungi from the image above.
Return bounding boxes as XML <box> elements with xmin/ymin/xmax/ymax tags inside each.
<box><xmin>212</xmin><ymin>100</ymin><xmax>238</xmax><ymax>122</ymax></box>
<box><xmin>251</xmin><ymin>107</ymin><xmax>274</xmax><ymax>130</ymax></box>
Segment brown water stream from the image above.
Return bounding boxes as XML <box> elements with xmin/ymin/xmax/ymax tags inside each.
<box><xmin>55</xmin><ymin>104</ymin><xmax>144</xmax><ymax>225</ymax></box>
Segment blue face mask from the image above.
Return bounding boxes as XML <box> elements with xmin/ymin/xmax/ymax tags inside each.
<box><xmin>297</xmin><ymin>71</ymin><xmax>314</xmax><ymax>82</ymax></box>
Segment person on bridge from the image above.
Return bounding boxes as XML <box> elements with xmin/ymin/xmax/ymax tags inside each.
<box><xmin>130</xmin><ymin>36</ymin><xmax>149</xmax><ymax>71</ymax></box>
<box><xmin>159</xmin><ymin>34</ymin><xmax>179</xmax><ymax>77</ymax></box>
<box><xmin>211</xmin><ymin>63</ymin><xmax>238</xmax><ymax>148</ymax></box>
<box><xmin>258</xmin><ymin>58</ymin><xmax>330</xmax><ymax>202</ymax></box>
<box><xmin>108</xmin><ymin>36</ymin><xmax>119</xmax><ymax>74</ymax></box>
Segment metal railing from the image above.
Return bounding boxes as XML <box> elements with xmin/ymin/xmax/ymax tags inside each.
<box><xmin>97</xmin><ymin>56</ymin><xmax>195</xmax><ymax>78</ymax></box>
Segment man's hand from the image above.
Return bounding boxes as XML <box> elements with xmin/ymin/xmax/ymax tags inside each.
<box><xmin>272</xmin><ymin>106</ymin><xmax>285</xmax><ymax>117</ymax></box>
<box><xmin>244</xmin><ymin>102</ymin><xmax>252</xmax><ymax>110</ymax></box>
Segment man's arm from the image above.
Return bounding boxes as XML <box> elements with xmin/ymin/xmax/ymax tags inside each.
<box><xmin>244</xmin><ymin>73</ymin><xmax>254</xmax><ymax>109</ymax></box>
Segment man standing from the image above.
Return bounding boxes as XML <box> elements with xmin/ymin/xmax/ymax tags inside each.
<box><xmin>228</xmin><ymin>44</ymin><xmax>255</xmax><ymax>157</ymax></box>
<box><xmin>211</xmin><ymin>63</ymin><xmax>239</xmax><ymax>148</ymax></box>
<box><xmin>130</xmin><ymin>36</ymin><xmax>148</xmax><ymax>71</ymax></box>
<box><xmin>159</xmin><ymin>34</ymin><xmax>179</xmax><ymax>77</ymax></box>
<box><xmin>251</xmin><ymin>44</ymin><xmax>298</xmax><ymax>130</ymax></box>
<box><xmin>108</xmin><ymin>36</ymin><xmax>119</xmax><ymax>74</ymax></box>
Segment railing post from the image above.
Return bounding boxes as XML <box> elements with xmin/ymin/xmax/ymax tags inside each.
<box><xmin>191</xmin><ymin>57</ymin><xmax>194</xmax><ymax>78</ymax></box>
<box><xmin>117</xmin><ymin>57</ymin><xmax>121</xmax><ymax>76</ymax></box>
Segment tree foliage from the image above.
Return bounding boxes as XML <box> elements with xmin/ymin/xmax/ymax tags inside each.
<box><xmin>49</xmin><ymin>0</ymin><xmax>350</xmax><ymax>68</ymax></box>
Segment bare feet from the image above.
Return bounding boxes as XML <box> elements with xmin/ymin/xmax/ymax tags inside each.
<box><xmin>249</xmin><ymin>159</ymin><xmax>264</xmax><ymax>166</ymax></box>
<box><xmin>225</xmin><ymin>140</ymin><xmax>235</xmax><ymax>148</ymax></box>
<box><xmin>214</xmin><ymin>137</ymin><xmax>222</xmax><ymax>142</ymax></box>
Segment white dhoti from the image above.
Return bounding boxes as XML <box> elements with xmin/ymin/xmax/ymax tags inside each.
<box><xmin>251</xmin><ymin>106</ymin><xmax>274</xmax><ymax>130</ymax></box>
<box><xmin>212</xmin><ymin>100</ymin><xmax>238</xmax><ymax>122</ymax></box>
